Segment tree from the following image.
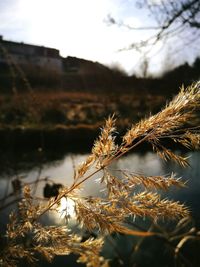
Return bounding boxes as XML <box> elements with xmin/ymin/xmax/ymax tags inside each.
<box><xmin>107</xmin><ymin>0</ymin><xmax>200</xmax><ymax>58</ymax></box>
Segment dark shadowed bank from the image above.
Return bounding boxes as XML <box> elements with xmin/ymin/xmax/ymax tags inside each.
<box><xmin>0</xmin><ymin>126</ymin><xmax>99</xmax><ymax>151</ymax></box>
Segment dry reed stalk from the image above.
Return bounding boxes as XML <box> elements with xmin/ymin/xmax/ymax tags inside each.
<box><xmin>1</xmin><ymin>82</ymin><xmax>200</xmax><ymax>266</ymax></box>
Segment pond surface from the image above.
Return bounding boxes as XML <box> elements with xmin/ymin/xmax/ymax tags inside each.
<box><xmin>1</xmin><ymin>150</ymin><xmax>200</xmax><ymax>224</ymax></box>
<box><xmin>0</xmin><ymin>150</ymin><xmax>200</xmax><ymax>266</ymax></box>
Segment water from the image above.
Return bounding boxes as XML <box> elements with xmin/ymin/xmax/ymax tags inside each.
<box><xmin>1</xmin><ymin>150</ymin><xmax>200</xmax><ymax>223</ymax></box>
<box><xmin>0</xmin><ymin>150</ymin><xmax>200</xmax><ymax>266</ymax></box>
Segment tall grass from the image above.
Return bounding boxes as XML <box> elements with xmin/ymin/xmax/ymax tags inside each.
<box><xmin>0</xmin><ymin>82</ymin><xmax>200</xmax><ymax>267</ymax></box>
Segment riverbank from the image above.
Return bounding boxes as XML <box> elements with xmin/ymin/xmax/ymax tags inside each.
<box><xmin>0</xmin><ymin>91</ymin><xmax>165</xmax><ymax>125</ymax></box>
<box><xmin>0</xmin><ymin>90</ymin><xmax>166</xmax><ymax>150</ymax></box>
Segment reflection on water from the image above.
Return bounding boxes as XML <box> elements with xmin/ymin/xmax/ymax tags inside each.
<box><xmin>1</xmin><ymin>151</ymin><xmax>200</xmax><ymax>227</ymax></box>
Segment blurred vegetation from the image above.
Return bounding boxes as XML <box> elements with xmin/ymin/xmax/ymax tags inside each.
<box><xmin>0</xmin><ymin>56</ymin><xmax>199</xmax><ymax>150</ymax></box>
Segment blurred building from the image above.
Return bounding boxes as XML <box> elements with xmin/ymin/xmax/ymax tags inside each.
<box><xmin>0</xmin><ymin>35</ymin><xmax>63</xmax><ymax>73</ymax></box>
<box><xmin>0</xmin><ymin>36</ymin><xmax>119</xmax><ymax>91</ymax></box>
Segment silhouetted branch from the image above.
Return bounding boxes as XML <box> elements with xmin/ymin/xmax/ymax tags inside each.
<box><xmin>107</xmin><ymin>0</ymin><xmax>200</xmax><ymax>54</ymax></box>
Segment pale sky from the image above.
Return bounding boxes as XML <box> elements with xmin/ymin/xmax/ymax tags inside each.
<box><xmin>0</xmin><ymin>0</ymin><xmax>199</xmax><ymax>75</ymax></box>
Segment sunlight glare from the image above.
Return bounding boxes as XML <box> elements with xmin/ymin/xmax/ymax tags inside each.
<box><xmin>57</xmin><ymin>197</ymin><xmax>76</xmax><ymax>219</ymax></box>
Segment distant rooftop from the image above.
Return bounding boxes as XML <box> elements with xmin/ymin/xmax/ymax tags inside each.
<box><xmin>0</xmin><ymin>35</ymin><xmax>60</xmax><ymax>58</ymax></box>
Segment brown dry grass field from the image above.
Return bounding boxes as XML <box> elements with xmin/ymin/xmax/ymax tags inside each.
<box><xmin>0</xmin><ymin>90</ymin><xmax>165</xmax><ymax>129</ymax></box>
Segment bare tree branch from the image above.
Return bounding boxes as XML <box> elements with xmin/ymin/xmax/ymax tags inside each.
<box><xmin>107</xmin><ymin>0</ymin><xmax>200</xmax><ymax>55</ymax></box>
